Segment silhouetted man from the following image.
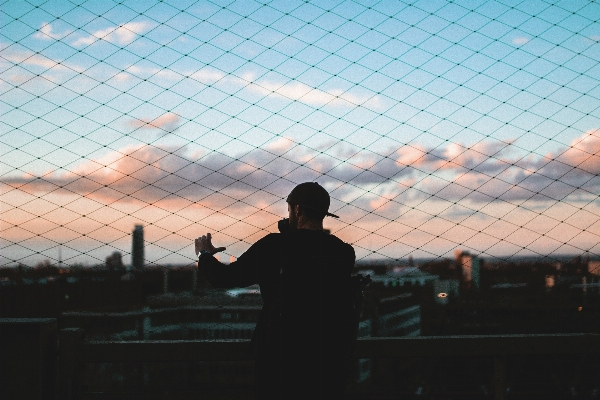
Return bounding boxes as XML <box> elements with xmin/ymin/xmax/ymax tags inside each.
<box><xmin>196</xmin><ymin>182</ymin><xmax>356</xmax><ymax>399</ymax></box>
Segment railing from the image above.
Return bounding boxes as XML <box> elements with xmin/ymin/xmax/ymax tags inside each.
<box><xmin>64</xmin><ymin>330</ymin><xmax>600</xmax><ymax>400</ymax></box>
<box><xmin>2</xmin><ymin>319</ymin><xmax>599</xmax><ymax>400</ymax></box>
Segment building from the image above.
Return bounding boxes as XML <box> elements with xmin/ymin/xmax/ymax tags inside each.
<box><xmin>106</xmin><ymin>251</ymin><xmax>123</xmax><ymax>270</ymax></box>
<box><xmin>376</xmin><ymin>293</ymin><xmax>421</xmax><ymax>337</ymax></box>
<box><xmin>433</xmin><ymin>279</ymin><xmax>460</xmax><ymax>305</ymax></box>
<box><xmin>456</xmin><ymin>250</ymin><xmax>481</xmax><ymax>290</ymax></box>
<box><xmin>378</xmin><ymin>304</ymin><xmax>420</xmax><ymax>337</ymax></box>
<box><xmin>368</xmin><ymin>267</ymin><xmax>438</xmax><ymax>288</ymax></box>
<box><xmin>589</xmin><ymin>261</ymin><xmax>600</xmax><ymax>276</ymax></box>
<box><xmin>132</xmin><ymin>225</ymin><xmax>144</xmax><ymax>269</ymax></box>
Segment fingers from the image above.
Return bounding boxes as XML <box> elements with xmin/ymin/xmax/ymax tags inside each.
<box><xmin>213</xmin><ymin>247</ymin><xmax>226</xmax><ymax>254</ymax></box>
<box><xmin>195</xmin><ymin>234</ymin><xmax>213</xmax><ymax>248</ymax></box>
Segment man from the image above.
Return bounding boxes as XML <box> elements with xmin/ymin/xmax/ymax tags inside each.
<box><xmin>195</xmin><ymin>182</ymin><xmax>356</xmax><ymax>399</ymax></box>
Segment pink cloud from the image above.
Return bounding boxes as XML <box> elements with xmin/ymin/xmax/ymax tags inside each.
<box><xmin>2</xmin><ymin>132</ymin><xmax>599</xmax><ymax>263</ymax></box>
<box><xmin>555</xmin><ymin>129</ymin><xmax>600</xmax><ymax>174</ymax></box>
<box><xmin>2</xmin><ymin>131</ymin><xmax>598</xmax><ymax>217</ymax></box>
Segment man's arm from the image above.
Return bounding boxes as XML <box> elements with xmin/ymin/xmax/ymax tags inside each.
<box><xmin>196</xmin><ymin>233</ymin><xmax>271</xmax><ymax>289</ymax></box>
<box><xmin>198</xmin><ymin>253</ymin><xmax>256</xmax><ymax>289</ymax></box>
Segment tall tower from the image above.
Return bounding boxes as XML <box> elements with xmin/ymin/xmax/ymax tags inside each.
<box><xmin>132</xmin><ymin>224</ymin><xmax>144</xmax><ymax>269</ymax></box>
<box><xmin>457</xmin><ymin>250</ymin><xmax>480</xmax><ymax>290</ymax></box>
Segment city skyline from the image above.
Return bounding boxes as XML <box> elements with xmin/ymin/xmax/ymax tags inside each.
<box><xmin>1</xmin><ymin>0</ymin><xmax>599</xmax><ymax>266</ymax></box>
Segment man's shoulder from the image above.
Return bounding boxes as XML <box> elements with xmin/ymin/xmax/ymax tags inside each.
<box><xmin>250</xmin><ymin>230</ymin><xmax>354</xmax><ymax>255</ymax></box>
<box><xmin>251</xmin><ymin>232</ymin><xmax>281</xmax><ymax>246</ymax></box>
<box><xmin>328</xmin><ymin>233</ymin><xmax>354</xmax><ymax>249</ymax></box>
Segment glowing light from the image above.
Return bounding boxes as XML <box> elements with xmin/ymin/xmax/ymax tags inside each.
<box><xmin>438</xmin><ymin>292</ymin><xmax>448</xmax><ymax>298</ymax></box>
<box><xmin>578</xmin><ymin>306</ymin><xmax>583</xmax><ymax>312</ymax></box>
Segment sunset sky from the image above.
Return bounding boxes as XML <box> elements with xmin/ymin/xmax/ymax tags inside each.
<box><xmin>1</xmin><ymin>0</ymin><xmax>599</xmax><ymax>267</ymax></box>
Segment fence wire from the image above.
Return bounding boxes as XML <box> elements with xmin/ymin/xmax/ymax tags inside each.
<box><xmin>1</xmin><ymin>0</ymin><xmax>600</xmax><ymax>271</ymax></box>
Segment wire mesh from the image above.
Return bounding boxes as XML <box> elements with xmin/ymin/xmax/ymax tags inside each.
<box><xmin>1</xmin><ymin>0</ymin><xmax>599</xmax><ymax>270</ymax></box>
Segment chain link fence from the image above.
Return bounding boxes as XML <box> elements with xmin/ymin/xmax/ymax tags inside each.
<box><xmin>1</xmin><ymin>0</ymin><xmax>599</xmax><ymax>269</ymax></box>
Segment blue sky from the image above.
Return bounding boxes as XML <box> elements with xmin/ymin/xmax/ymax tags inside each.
<box><xmin>1</xmin><ymin>0</ymin><xmax>599</xmax><ymax>266</ymax></box>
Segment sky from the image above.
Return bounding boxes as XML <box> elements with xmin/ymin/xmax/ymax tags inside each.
<box><xmin>1</xmin><ymin>0</ymin><xmax>599</xmax><ymax>267</ymax></box>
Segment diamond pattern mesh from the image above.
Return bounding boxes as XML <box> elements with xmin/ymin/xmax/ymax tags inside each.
<box><xmin>1</xmin><ymin>0</ymin><xmax>600</xmax><ymax>270</ymax></box>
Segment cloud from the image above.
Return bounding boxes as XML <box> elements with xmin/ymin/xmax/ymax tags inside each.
<box><xmin>33</xmin><ymin>22</ymin><xmax>71</xmax><ymax>40</ymax></box>
<box><xmin>512</xmin><ymin>37</ymin><xmax>529</xmax><ymax>45</ymax></box>
<box><xmin>442</xmin><ymin>130</ymin><xmax>600</xmax><ymax>203</ymax></box>
<box><xmin>1</xmin><ymin>144</ymin><xmax>281</xmax><ymax>206</ymax></box>
<box><xmin>3</xmin><ymin>51</ymin><xmax>59</xmax><ymax>69</ymax></box>
<box><xmin>2</xmin><ymin>131</ymin><xmax>598</xmax><ymax>217</ymax></box>
<box><xmin>2</xmin><ymin>133</ymin><xmax>599</xmax><ymax>261</ymax></box>
<box><xmin>106</xmin><ymin>63</ymin><xmax>376</xmax><ymax>108</ymax></box>
<box><xmin>24</xmin><ymin>54</ymin><xmax>60</xmax><ymax>69</ymax></box>
<box><xmin>128</xmin><ymin>113</ymin><xmax>182</xmax><ymax>134</ymax></box>
<box><xmin>1</xmin><ymin>49</ymin><xmax>84</xmax><ymax>74</ymax></box>
<box><xmin>106</xmin><ymin>65</ymin><xmax>226</xmax><ymax>85</ymax></box>
<box><xmin>391</xmin><ymin>140</ymin><xmax>515</xmax><ymax>179</ymax></box>
<box><xmin>245</xmin><ymin>79</ymin><xmax>377</xmax><ymax>107</ymax></box>
<box><xmin>189</xmin><ymin>69</ymin><xmax>226</xmax><ymax>84</ymax></box>
<box><xmin>555</xmin><ymin>129</ymin><xmax>600</xmax><ymax>174</ymax></box>
<box><xmin>72</xmin><ymin>22</ymin><xmax>152</xmax><ymax>46</ymax></box>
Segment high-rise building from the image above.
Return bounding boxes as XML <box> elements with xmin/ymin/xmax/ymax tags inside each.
<box><xmin>132</xmin><ymin>225</ymin><xmax>144</xmax><ymax>269</ymax></box>
<box><xmin>588</xmin><ymin>261</ymin><xmax>600</xmax><ymax>276</ymax></box>
<box><xmin>456</xmin><ymin>250</ymin><xmax>480</xmax><ymax>290</ymax></box>
<box><xmin>106</xmin><ymin>251</ymin><xmax>124</xmax><ymax>270</ymax></box>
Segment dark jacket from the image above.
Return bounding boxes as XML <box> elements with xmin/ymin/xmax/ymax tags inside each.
<box><xmin>200</xmin><ymin>229</ymin><xmax>356</xmax><ymax>399</ymax></box>
<box><xmin>199</xmin><ymin>229</ymin><xmax>356</xmax><ymax>360</ymax></box>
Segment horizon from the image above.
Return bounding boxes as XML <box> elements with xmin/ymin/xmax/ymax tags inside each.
<box><xmin>2</xmin><ymin>250</ymin><xmax>596</xmax><ymax>270</ymax></box>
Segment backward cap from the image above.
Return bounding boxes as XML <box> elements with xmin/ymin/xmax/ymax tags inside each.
<box><xmin>286</xmin><ymin>182</ymin><xmax>339</xmax><ymax>218</ymax></box>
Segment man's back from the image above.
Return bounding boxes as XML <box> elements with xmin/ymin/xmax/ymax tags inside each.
<box><xmin>253</xmin><ymin>229</ymin><xmax>355</xmax><ymax>359</ymax></box>
<box><xmin>250</xmin><ymin>229</ymin><xmax>355</xmax><ymax>399</ymax></box>
<box><xmin>199</xmin><ymin>228</ymin><xmax>355</xmax><ymax>399</ymax></box>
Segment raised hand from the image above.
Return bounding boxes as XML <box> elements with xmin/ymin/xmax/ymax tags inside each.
<box><xmin>195</xmin><ymin>233</ymin><xmax>226</xmax><ymax>256</ymax></box>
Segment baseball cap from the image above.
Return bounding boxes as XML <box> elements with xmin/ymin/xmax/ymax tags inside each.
<box><xmin>286</xmin><ymin>182</ymin><xmax>339</xmax><ymax>218</ymax></box>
